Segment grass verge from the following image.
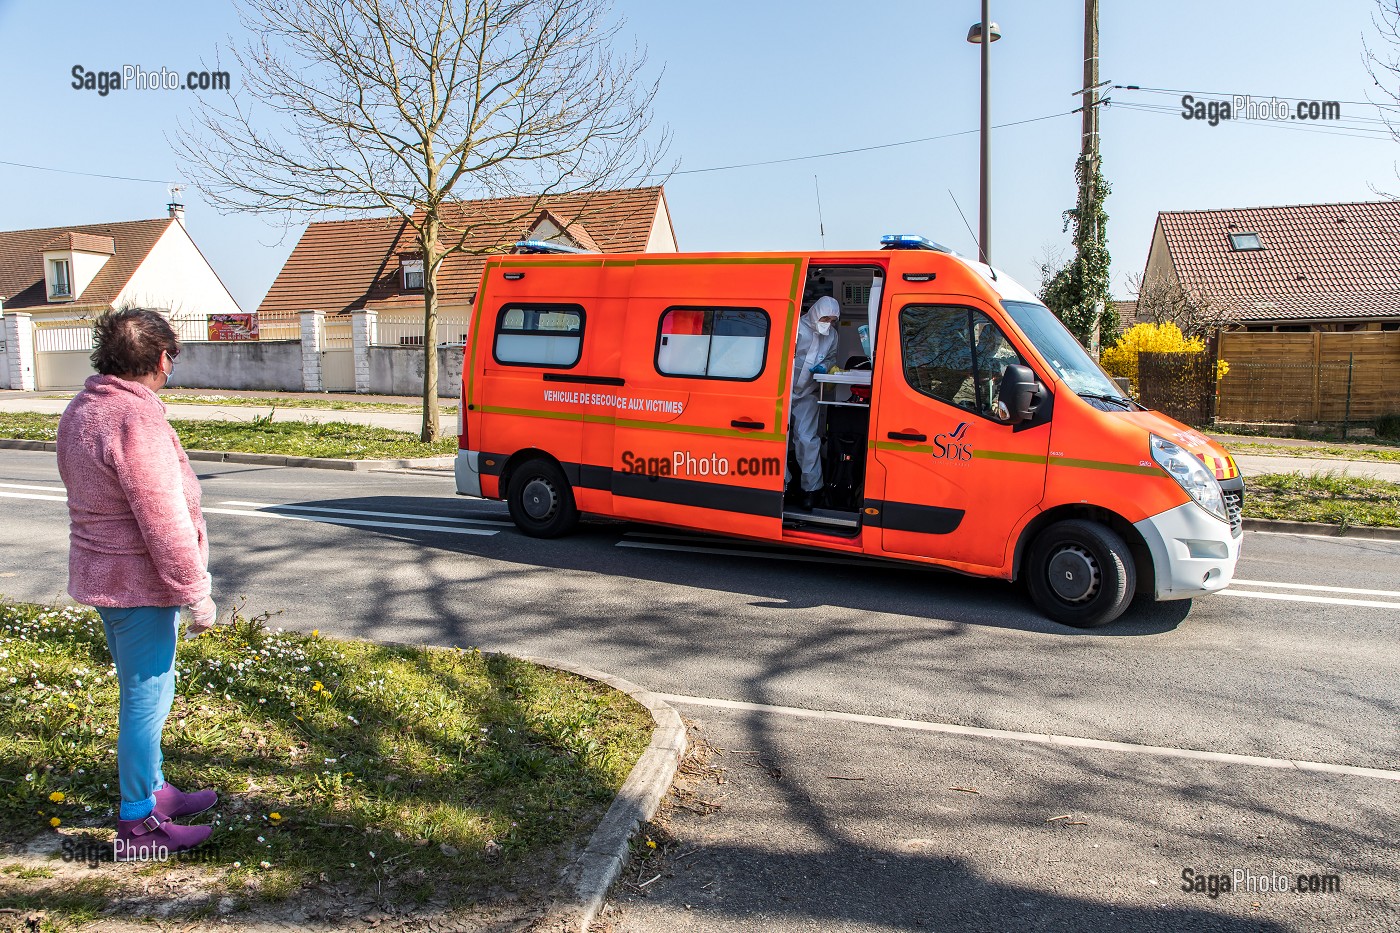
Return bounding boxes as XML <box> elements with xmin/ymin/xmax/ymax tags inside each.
<box><xmin>1223</xmin><ymin>442</ymin><xmax>1400</xmax><ymax>464</ymax></box>
<box><xmin>1244</xmin><ymin>472</ymin><xmax>1400</xmax><ymax>528</ymax></box>
<box><xmin>40</xmin><ymin>393</ymin><xmax>459</xmax><ymax>415</ymax></box>
<box><xmin>0</xmin><ymin>412</ymin><xmax>454</xmax><ymax>460</ymax></box>
<box><xmin>0</xmin><ymin>601</ymin><xmax>652</xmax><ymax>927</ymax></box>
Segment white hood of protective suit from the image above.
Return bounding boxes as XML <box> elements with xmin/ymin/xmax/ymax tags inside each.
<box><xmin>807</xmin><ymin>296</ymin><xmax>840</xmax><ymax>336</ymax></box>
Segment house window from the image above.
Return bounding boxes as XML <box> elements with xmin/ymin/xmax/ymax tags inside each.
<box><xmin>402</xmin><ymin>258</ymin><xmax>424</xmax><ymax>290</ymax></box>
<box><xmin>50</xmin><ymin>259</ymin><xmax>71</xmax><ymax>297</ymax></box>
<box><xmin>655</xmin><ymin>307</ymin><xmax>769</xmax><ymax>380</ymax></box>
<box><xmin>1228</xmin><ymin>232</ymin><xmax>1264</xmax><ymax>251</ymax></box>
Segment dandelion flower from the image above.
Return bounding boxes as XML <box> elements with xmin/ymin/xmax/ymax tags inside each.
<box><xmin>269</xmin><ymin>812</ymin><xmax>282</xmax><ymax>822</ymax></box>
<box><xmin>311</xmin><ymin>630</ymin><xmax>319</xmax><ymax>637</ymax></box>
<box><xmin>646</xmin><ymin>839</ymin><xmax>657</xmax><ymax>849</ymax></box>
<box><xmin>49</xmin><ymin>817</ymin><xmax>61</xmax><ymax>828</ymax></box>
<box><xmin>312</xmin><ymin>681</ymin><xmax>324</xmax><ymax>692</ymax></box>
<box><xmin>48</xmin><ymin>792</ymin><xmax>65</xmax><ymax>803</ymax></box>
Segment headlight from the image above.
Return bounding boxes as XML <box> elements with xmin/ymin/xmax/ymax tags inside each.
<box><xmin>1150</xmin><ymin>434</ymin><xmax>1228</xmax><ymax>522</ymax></box>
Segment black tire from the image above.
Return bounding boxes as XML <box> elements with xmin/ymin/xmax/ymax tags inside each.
<box><xmin>1025</xmin><ymin>519</ymin><xmax>1136</xmax><ymax>628</ymax></box>
<box><xmin>506</xmin><ymin>459</ymin><xmax>579</xmax><ymax>538</ymax></box>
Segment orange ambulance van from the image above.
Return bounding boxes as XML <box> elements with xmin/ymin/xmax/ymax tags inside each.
<box><xmin>455</xmin><ymin>235</ymin><xmax>1244</xmax><ymax>627</ymax></box>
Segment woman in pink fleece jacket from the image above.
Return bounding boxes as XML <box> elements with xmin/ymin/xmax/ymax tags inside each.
<box><xmin>56</xmin><ymin>309</ymin><xmax>219</xmax><ymax>858</ymax></box>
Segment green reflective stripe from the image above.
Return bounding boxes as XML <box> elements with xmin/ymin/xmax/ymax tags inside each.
<box><xmin>479</xmin><ymin>405</ymin><xmax>784</xmax><ymax>442</ymax></box>
<box><xmin>775</xmin><ymin>258</ymin><xmax>803</xmax><ymax>431</ymax></box>
<box><xmin>872</xmin><ymin>440</ymin><xmax>934</xmax><ymax>455</ymax></box>
<box><xmin>1052</xmin><ymin>457</ymin><xmax>1161</xmax><ymax>476</ymax></box>
<box><xmin>974</xmin><ymin>450</ymin><xmax>1048</xmax><ymax>464</ymax></box>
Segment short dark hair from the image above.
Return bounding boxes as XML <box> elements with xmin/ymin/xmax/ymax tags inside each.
<box><xmin>91</xmin><ymin>308</ymin><xmax>181</xmax><ymax>377</ymax></box>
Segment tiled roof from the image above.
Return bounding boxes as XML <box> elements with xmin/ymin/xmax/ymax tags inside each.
<box><xmin>0</xmin><ymin>218</ymin><xmax>172</xmax><ymax>311</ymax></box>
<box><xmin>1155</xmin><ymin>200</ymin><xmax>1400</xmax><ymax>321</ymax></box>
<box><xmin>258</xmin><ymin>186</ymin><xmax>667</xmax><ymax>316</ymax></box>
<box><xmin>42</xmin><ymin>232</ymin><xmax>116</xmax><ymax>255</ymax></box>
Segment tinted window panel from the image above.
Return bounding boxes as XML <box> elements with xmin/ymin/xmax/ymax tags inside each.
<box><xmin>657</xmin><ymin>307</ymin><xmax>769</xmax><ymax>380</ymax></box>
<box><xmin>494</xmin><ymin>304</ymin><xmax>584</xmax><ymax>368</ymax></box>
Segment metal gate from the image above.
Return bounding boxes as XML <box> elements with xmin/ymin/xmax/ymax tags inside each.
<box><xmin>321</xmin><ymin>316</ymin><xmax>355</xmax><ymax>391</ymax></box>
<box><xmin>33</xmin><ymin>319</ymin><xmax>96</xmax><ymax>390</ymax></box>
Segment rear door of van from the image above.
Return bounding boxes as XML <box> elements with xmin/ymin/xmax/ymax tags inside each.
<box><xmin>609</xmin><ymin>255</ymin><xmax>804</xmax><ymax>540</ymax></box>
<box><xmin>472</xmin><ymin>258</ymin><xmax>623</xmax><ymax>511</ymax></box>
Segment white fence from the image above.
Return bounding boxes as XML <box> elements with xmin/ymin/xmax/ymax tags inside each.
<box><xmin>373</xmin><ymin>311</ymin><xmax>472</xmax><ymax>347</ymax></box>
<box><xmin>169</xmin><ymin>311</ymin><xmax>302</xmax><ymax>343</ymax></box>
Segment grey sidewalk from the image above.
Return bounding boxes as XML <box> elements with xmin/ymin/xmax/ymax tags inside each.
<box><xmin>0</xmin><ymin>389</ymin><xmax>456</xmax><ymax>434</ymax></box>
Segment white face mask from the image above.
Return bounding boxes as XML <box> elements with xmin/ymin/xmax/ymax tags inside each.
<box><xmin>815</xmin><ymin>320</ymin><xmax>833</xmax><ymax>336</ymax></box>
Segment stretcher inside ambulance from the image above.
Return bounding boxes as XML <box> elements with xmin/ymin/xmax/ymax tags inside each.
<box><xmin>456</xmin><ymin>235</ymin><xmax>1244</xmax><ymax>628</ymax></box>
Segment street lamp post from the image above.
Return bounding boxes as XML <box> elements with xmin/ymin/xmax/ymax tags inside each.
<box><xmin>967</xmin><ymin>4</ymin><xmax>1000</xmax><ymax>266</ymax></box>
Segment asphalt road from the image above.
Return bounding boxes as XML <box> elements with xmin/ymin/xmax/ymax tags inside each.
<box><xmin>1</xmin><ymin>449</ymin><xmax>1396</xmax><ymax>931</ymax></box>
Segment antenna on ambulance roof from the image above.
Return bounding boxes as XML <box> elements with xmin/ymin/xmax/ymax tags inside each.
<box><xmin>813</xmin><ymin>175</ymin><xmax>826</xmax><ymax>250</ymax></box>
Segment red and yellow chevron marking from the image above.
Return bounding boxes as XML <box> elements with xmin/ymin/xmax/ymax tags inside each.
<box><xmin>1203</xmin><ymin>453</ymin><xmax>1240</xmax><ymax>480</ymax></box>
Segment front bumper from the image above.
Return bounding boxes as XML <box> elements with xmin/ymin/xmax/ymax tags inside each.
<box><xmin>455</xmin><ymin>449</ymin><xmax>482</xmax><ymax>498</ymax></box>
<box><xmin>1133</xmin><ymin>501</ymin><xmax>1241</xmax><ymax>601</ymax></box>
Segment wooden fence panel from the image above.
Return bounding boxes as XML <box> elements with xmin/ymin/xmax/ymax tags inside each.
<box><xmin>1217</xmin><ymin>332</ymin><xmax>1400</xmax><ymax>423</ymax></box>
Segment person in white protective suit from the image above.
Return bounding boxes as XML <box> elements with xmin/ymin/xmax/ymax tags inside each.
<box><xmin>788</xmin><ymin>296</ymin><xmax>841</xmax><ymax>509</ymax></box>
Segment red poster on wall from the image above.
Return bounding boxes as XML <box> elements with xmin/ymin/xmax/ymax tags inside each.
<box><xmin>208</xmin><ymin>314</ymin><xmax>259</xmax><ymax>341</ymax></box>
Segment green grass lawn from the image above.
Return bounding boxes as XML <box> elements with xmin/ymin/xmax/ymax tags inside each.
<box><xmin>1244</xmin><ymin>472</ymin><xmax>1400</xmax><ymax>529</ymax></box>
<box><xmin>0</xmin><ymin>412</ymin><xmax>455</xmax><ymax>460</ymax></box>
<box><xmin>0</xmin><ymin>601</ymin><xmax>652</xmax><ymax>926</ymax></box>
<box><xmin>1223</xmin><ymin>442</ymin><xmax>1400</xmax><ymax>464</ymax></box>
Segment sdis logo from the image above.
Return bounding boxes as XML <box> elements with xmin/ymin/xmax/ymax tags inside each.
<box><xmin>931</xmin><ymin>422</ymin><xmax>972</xmax><ymax>462</ymax></box>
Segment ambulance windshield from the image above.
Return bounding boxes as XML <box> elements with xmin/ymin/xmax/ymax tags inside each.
<box><xmin>1001</xmin><ymin>300</ymin><xmax>1125</xmax><ymax>400</ymax></box>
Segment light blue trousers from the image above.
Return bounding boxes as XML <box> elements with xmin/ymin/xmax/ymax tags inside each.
<box><xmin>97</xmin><ymin>606</ymin><xmax>178</xmax><ymax>821</ymax></box>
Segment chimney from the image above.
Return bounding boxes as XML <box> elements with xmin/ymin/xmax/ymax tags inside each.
<box><xmin>167</xmin><ymin>183</ymin><xmax>185</xmax><ymax>226</ymax></box>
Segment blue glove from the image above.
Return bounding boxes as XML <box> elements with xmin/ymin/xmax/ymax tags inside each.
<box><xmin>809</xmin><ymin>363</ymin><xmax>828</xmax><ymax>375</ymax></box>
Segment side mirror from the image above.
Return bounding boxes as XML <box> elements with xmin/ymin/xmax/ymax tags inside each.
<box><xmin>996</xmin><ymin>364</ymin><xmax>1043</xmax><ymax>425</ymax></box>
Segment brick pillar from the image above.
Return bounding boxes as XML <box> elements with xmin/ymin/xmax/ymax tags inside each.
<box><xmin>351</xmin><ymin>309</ymin><xmax>377</xmax><ymax>394</ymax></box>
<box><xmin>3</xmin><ymin>311</ymin><xmax>36</xmax><ymax>391</ymax></box>
<box><xmin>300</xmin><ymin>309</ymin><xmax>325</xmax><ymax>392</ymax></box>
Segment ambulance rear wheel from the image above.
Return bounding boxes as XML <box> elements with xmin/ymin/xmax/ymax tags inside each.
<box><xmin>507</xmin><ymin>460</ymin><xmax>579</xmax><ymax>538</ymax></box>
<box><xmin>1026</xmin><ymin>520</ymin><xmax>1135</xmax><ymax>628</ymax></box>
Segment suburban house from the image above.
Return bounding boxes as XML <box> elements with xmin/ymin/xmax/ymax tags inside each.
<box><xmin>1137</xmin><ymin>200</ymin><xmax>1400</xmax><ymax>333</ymax></box>
<box><xmin>251</xmin><ymin>186</ymin><xmax>676</xmax><ymax>395</ymax></box>
<box><xmin>258</xmin><ymin>186</ymin><xmax>676</xmax><ymax>325</ymax></box>
<box><xmin>0</xmin><ymin>204</ymin><xmax>241</xmax><ymax>389</ymax></box>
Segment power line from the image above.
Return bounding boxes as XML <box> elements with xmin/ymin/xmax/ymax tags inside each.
<box><xmin>0</xmin><ymin>158</ymin><xmax>175</xmax><ymax>185</ymax></box>
<box><xmin>661</xmin><ymin>111</ymin><xmax>1076</xmax><ymax>177</ymax></box>
<box><xmin>1115</xmin><ymin>83</ymin><xmax>1392</xmax><ymax>111</ymax></box>
<box><xmin>1112</xmin><ymin>102</ymin><xmax>1396</xmax><ymax>143</ymax></box>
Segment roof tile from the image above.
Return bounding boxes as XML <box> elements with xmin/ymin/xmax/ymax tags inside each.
<box><xmin>0</xmin><ymin>219</ymin><xmax>172</xmax><ymax>310</ymax></box>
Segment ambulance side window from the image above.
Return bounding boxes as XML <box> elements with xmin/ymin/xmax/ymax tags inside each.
<box><xmin>493</xmin><ymin>303</ymin><xmax>585</xmax><ymax>368</ymax></box>
<box><xmin>655</xmin><ymin>307</ymin><xmax>769</xmax><ymax>381</ymax></box>
<box><xmin>899</xmin><ymin>306</ymin><xmax>1024</xmax><ymax>419</ymax></box>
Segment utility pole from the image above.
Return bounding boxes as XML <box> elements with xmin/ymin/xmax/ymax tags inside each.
<box><xmin>979</xmin><ymin>0</ymin><xmax>992</xmax><ymax>266</ymax></box>
<box><xmin>1079</xmin><ymin>0</ymin><xmax>1101</xmax><ymax>350</ymax></box>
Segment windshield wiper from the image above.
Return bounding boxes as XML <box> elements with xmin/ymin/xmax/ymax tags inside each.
<box><xmin>1078</xmin><ymin>392</ymin><xmax>1138</xmax><ymax>410</ymax></box>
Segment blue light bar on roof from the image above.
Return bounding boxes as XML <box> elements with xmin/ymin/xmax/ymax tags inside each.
<box><xmin>879</xmin><ymin>234</ymin><xmax>953</xmax><ymax>253</ymax></box>
<box><xmin>512</xmin><ymin>240</ymin><xmax>594</xmax><ymax>255</ymax></box>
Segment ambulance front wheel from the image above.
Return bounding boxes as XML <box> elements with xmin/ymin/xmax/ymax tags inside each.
<box><xmin>507</xmin><ymin>460</ymin><xmax>579</xmax><ymax>538</ymax></box>
<box><xmin>1026</xmin><ymin>520</ymin><xmax>1136</xmax><ymax>628</ymax></box>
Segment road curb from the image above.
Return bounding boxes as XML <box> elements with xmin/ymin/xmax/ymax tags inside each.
<box><xmin>0</xmin><ymin>439</ymin><xmax>454</xmax><ymax>472</ymax></box>
<box><xmin>521</xmin><ymin>656</ymin><xmax>687</xmax><ymax>933</ymax></box>
<box><xmin>1244</xmin><ymin>517</ymin><xmax>1400</xmax><ymax>541</ymax></box>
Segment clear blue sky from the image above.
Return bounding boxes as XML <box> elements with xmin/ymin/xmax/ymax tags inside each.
<box><xmin>1</xmin><ymin>0</ymin><xmax>1395</xmax><ymax>312</ymax></box>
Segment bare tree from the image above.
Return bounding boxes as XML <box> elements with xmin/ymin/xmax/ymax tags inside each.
<box><xmin>1128</xmin><ymin>273</ymin><xmax>1237</xmax><ymax>339</ymax></box>
<box><xmin>1367</xmin><ymin>1</ymin><xmax>1400</xmax><ymax>170</ymax></box>
<box><xmin>177</xmin><ymin>0</ymin><xmax>668</xmax><ymax>441</ymax></box>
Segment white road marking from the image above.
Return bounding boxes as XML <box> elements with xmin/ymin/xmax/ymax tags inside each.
<box><xmin>617</xmin><ymin>539</ymin><xmax>872</xmax><ymax>568</ymax></box>
<box><xmin>1231</xmin><ymin>578</ymin><xmax>1400</xmax><ymax>599</ymax></box>
<box><xmin>0</xmin><ymin>490</ymin><xmax>66</xmax><ymax>503</ymax></box>
<box><xmin>0</xmin><ymin>482</ymin><xmax>67</xmax><ymax>493</ymax></box>
<box><xmin>220</xmin><ymin>500</ymin><xmax>510</xmax><ymax>526</ymax></box>
<box><xmin>1219</xmin><ymin>589</ymin><xmax>1400</xmax><ymax>610</ymax></box>
<box><xmin>660</xmin><ymin>693</ymin><xmax>1400</xmax><ymax>783</ymax></box>
<box><xmin>204</xmin><ymin>507</ymin><xmax>497</xmax><ymax>536</ymax></box>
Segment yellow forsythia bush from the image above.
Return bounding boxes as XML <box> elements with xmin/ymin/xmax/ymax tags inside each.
<box><xmin>1101</xmin><ymin>323</ymin><xmax>1227</xmax><ymax>393</ymax></box>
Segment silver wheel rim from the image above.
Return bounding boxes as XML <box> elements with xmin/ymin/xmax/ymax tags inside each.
<box><xmin>521</xmin><ymin>477</ymin><xmax>558</xmax><ymax>522</ymax></box>
<box><xmin>1047</xmin><ymin>544</ymin><xmax>1100</xmax><ymax>605</ymax></box>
